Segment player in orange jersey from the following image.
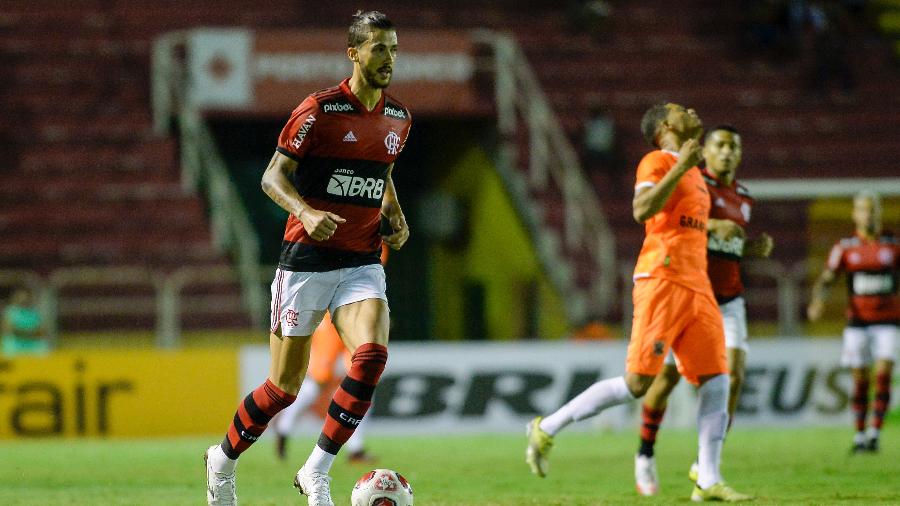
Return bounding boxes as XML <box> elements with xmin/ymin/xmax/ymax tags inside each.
<box><xmin>632</xmin><ymin>125</ymin><xmax>774</xmax><ymax>496</ymax></box>
<box><xmin>808</xmin><ymin>191</ymin><xmax>899</xmax><ymax>453</ymax></box>
<box><xmin>526</xmin><ymin>103</ymin><xmax>751</xmax><ymax>502</ymax></box>
<box><xmin>273</xmin><ymin>245</ymin><xmax>390</xmax><ymax>464</ymax></box>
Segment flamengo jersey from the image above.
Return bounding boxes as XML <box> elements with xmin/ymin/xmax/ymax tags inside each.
<box><xmin>275</xmin><ymin>78</ymin><xmax>412</xmax><ymax>271</ymax></box>
<box><xmin>702</xmin><ymin>168</ymin><xmax>753</xmax><ymax>302</ymax></box>
<box><xmin>826</xmin><ymin>233</ymin><xmax>900</xmax><ymax>325</ymax></box>
<box><xmin>632</xmin><ymin>150</ymin><xmax>713</xmax><ymax>295</ymax></box>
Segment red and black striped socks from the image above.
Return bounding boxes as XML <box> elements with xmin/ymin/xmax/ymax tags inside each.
<box><xmin>872</xmin><ymin>371</ymin><xmax>892</xmax><ymax>431</ymax></box>
<box><xmin>852</xmin><ymin>376</ymin><xmax>870</xmax><ymax>434</ymax></box>
<box><xmin>316</xmin><ymin>343</ymin><xmax>388</xmax><ymax>456</ymax></box>
<box><xmin>638</xmin><ymin>404</ymin><xmax>666</xmax><ymax>457</ymax></box>
<box><xmin>221</xmin><ymin>379</ymin><xmax>296</xmax><ymax>460</ymax></box>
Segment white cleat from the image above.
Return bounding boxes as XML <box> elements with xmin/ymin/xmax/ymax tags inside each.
<box><xmin>634</xmin><ymin>454</ymin><xmax>659</xmax><ymax>496</ymax></box>
<box><xmin>205</xmin><ymin>445</ymin><xmax>237</xmax><ymax>506</ymax></box>
<box><xmin>294</xmin><ymin>466</ymin><xmax>335</xmax><ymax>506</ymax></box>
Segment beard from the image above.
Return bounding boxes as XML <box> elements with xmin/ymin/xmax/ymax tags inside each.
<box><xmin>362</xmin><ymin>65</ymin><xmax>391</xmax><ymax>89</ymax></box>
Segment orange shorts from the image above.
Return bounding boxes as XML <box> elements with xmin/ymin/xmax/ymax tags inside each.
<box><xmin>627</xmin><ymin>277</ymin><xmax>728</xmax><ymax>385</ymax></box>
<box><xmin>307</xmin><ymin>312</ymin><xmax>351</xmax><ymax>384</ymax></box>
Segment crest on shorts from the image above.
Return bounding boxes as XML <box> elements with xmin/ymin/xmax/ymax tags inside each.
<box><xmin>653</xmin><ymin>340</ymin><xmax>665</xmax><ymax>356</ymax></box>
<box><xmin>285</xmin><ymin>309</ymin><xmax>299</xmax><ymax>327</ymax></box>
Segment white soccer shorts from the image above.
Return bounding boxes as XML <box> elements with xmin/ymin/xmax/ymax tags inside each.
<box><xmin>720</xmin><ymin>296</ymin><xmax>749</xmax><ymax>353</ymax></box>
<box><xmin>269</xmin><ymin>263</ymin><xmax>387</xmax><ymax>337</ymax></box>
<box><xmin>841</xmin><ymin>324</ymin><xmax>899</xmax><ymax>368</ymax></box>
<box><xmin>664</xmin><ymin>296</ymin><xmax>749</xmax><ymax>365</ymax></box>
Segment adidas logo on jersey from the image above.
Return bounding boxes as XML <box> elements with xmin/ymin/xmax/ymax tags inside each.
<box><xmin>343</xmin><ymin>131</ymin><xmax>357</xmax><ymax>142</ymax></box>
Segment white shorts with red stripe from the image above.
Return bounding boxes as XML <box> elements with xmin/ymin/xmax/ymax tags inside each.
<box><xmin>269</xmin><ymin>264</ymin><xmax>387</xmax><ymax>337</ymax></box>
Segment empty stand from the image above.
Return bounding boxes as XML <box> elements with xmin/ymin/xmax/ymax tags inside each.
<box><xmin>2</xmin><ymin>0</ymin><xmax>896</xmax><ymax>333</ymax></box>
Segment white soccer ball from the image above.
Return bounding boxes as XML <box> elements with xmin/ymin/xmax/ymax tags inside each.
<box><xmin>350</xmin><ymin>468</ymin><xmax>413</xmax><ymax>506</ymax></box>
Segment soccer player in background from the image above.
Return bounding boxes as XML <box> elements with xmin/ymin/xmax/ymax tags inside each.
<box><xmin>204</xmin><ymin>11</ymin><xmax>411</xmax><ymax>506</ymax></box>
<box><xmin>526</xmin><ymin>103</ymin><xmax>752</xmax><ymax>502</ymax></box>
<box><xmin>808</xmin><ymin>191</ymin><xmax>898</xmax><ymax>453</ymax></box>
<box><xmin>274</xmin><ymin>245</ymin><xmax>390</xmax><ymax>464</ymax></box>
<box><xmin>633</xmin><ymin>125</ymin><xmax>774</xmax><ymax>496</ymax></box>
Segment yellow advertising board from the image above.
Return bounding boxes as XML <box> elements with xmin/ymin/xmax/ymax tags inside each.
<box><xmin>0</xmin><ymin>349</ymin><xmax>238</xmax><ymax>438</ymax></box>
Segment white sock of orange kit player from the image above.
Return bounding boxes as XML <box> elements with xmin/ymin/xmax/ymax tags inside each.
<box><xmin>696</xmin><ymin>374</ymin><xmax>729</xmax><ymax>489</ymax></box>
<box><xmin>539</xmin><ymin>376</ymin><xmax>634</xmax><ymax>436</ymax></box>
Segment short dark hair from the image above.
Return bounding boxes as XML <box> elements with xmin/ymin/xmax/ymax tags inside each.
<box><xmin>348</xmin><ymin>10</ymin><xmax>394</xmax><ymax>48</ymax></box>
<box><xmin>640</xmin><ymin>103</ymin><xmax>669</xmax><ymax>148</ymax></box>
<box><xmin>704</xmin><ymin>124</ymin><xmax>739</xmax><ymax>142</ymax></box>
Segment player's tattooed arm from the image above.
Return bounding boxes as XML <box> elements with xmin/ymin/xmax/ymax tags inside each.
<box><xmin>633</xmin><ymin>138</ymin><xmax>703</xmax><ymax>223</ymax></box>
<box><xmin>261</xmin><ymin>152</ymin><xmax>345</xmax><ymax>241</ymax></box>
<box><xmin>380</xmin><ymin>163</ymin><xmax>409</xmax><ymax>250</ymax></box>
<box><xmin>807</xmin><ymin>268</ymin><xmax>837</xmax><ymax>321</ymax></box>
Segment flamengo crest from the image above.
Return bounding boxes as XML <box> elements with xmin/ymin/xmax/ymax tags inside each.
<box><xmin>384</xmin><ymin>131</ymin><xmax>401</xmax><ymax>155</ymax></box>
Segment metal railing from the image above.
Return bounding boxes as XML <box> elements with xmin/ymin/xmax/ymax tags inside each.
<box><xmin>1</xmin><ymin>267</ymin><xmax>271</xmax><ymax>348</ymax></box>
<box><xmin>475</xmin><ymin>31</ymin><xmax>617</xmax><ymax>323</ymax></box>
<box><xmin>620</xmin><ymin>259</ymin><xmax>810</xmax><ymax>338</ymax></box>
<box><xmin>2</xmin><ymin>259</ymin><xmax>814</xmax><ymax>348</ymax></box>
<box><xmin>151</xmin><ymin>32</ymin><xmax>267</xmax><ymax>329</ymax></box>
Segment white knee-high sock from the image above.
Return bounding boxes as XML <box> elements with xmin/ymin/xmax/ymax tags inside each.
<box><xmin>697</xmin><ymin>374</ymin><xmax>729</xmax><ymax>489</ymax></box>
<box><xmin>539</xmin><ymin>376</ymin><xmax>634</xmax><ymax>436</ymax></box>
<box><xmin>275</xmin><ymin>377</ymin><xmax>321</xmax><ymax>436</ymax></box>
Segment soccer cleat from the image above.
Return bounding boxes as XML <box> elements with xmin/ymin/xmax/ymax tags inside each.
<box><xmin>688</xmin><ymin>461</ymin><xmax>699</xmax><ymax>483</ymax></box>
<box><xmin>634</xmin><ymin>454</ymin><xmax>659</xmax><ymax>496</ymax></box>
<box><xmin>866</xmin><ymin>437</ymin><xmax>880</xmax><ymax>453</ymax></box>
<box><xmin>347</xmin><ymin>449</ymin><xmax>378</xmax><ymax>465</ymax></box>
<box><xmin>691</xmin><ymin>482</ymin><xmax>753</xmax><ymax>502</ymax></box>
<box><xmin>294</xmin><ymin>466</ymin><xmax>335</xmax><ymax>506</ymax></box>
<box><xmin>205</xmin><ymin>445</ymin><xmax>237</xmax><ymax>506</ymax></box>
<box><xmin>276</xmin><ymin>434</ymin><xmax>288</xmax><ymax>460</ymax></box>
<box><xmin>526</xmin><ymin>416</ymin><xmax>554</xmax><ymax>478</ymax></box>
<box><xmin>850</xmin><ymin>441</ymin><xmax>870</xmax><ymax>454</ymax></box>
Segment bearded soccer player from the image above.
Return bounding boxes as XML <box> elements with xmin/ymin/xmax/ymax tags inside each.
<box><xmin>526</xmin><ymin>103</ymin><xmax>752</xmax><ymax>502</ymax></box>
<box><xmin>808</xmin><ymin>192</ymin><xmax>898</xmax><ymax>453</ymax></box>
<box><xmin>633</xmin><ymin>125</ymin><xmax>774</xmax><ymax>496</ymax></box>
<box><xmin>204</xmin><ymin>11</ymin><xmax>411</xmax><ymax>506</ymax></box>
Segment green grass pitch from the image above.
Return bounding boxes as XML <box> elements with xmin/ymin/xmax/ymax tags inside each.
<box><xmin>0</xmin><ymin>426</ymin><xmax>897</xmax><ymax>505</ymax></box>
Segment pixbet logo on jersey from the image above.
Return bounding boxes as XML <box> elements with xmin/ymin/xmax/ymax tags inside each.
<box><xmin>323</xmin><ymin>101</ymin><xmax>355</xmax><ymax>113</ymax></box>
<box><xmin>327</xmin><ymin>168</ymin><xmax>385</xmax><ymax>200</ymax></box>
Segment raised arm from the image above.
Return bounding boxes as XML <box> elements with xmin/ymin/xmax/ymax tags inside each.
<box><xmin>632</xmin><ymin>138</ymin><xmax>703</xmax><ymax>223</ymax></box>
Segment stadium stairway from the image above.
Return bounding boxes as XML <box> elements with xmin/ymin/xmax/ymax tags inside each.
<box><xmin>512</xmin><ymin>1</ymin><xmax>900</xmax><ymax>320</ymax></box>
<box><xmin>291</xmin><ymin>0</ymin><xmax>900</xmax><ymax>322</ymax></box>
<box><xmin>3</xmin><ymin>1</ymin><xmax>896</xmax><ymax>331</ymax></box>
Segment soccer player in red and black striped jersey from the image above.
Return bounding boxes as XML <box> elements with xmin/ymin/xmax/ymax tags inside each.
<box><xmin>808</xmin><ymin>192</ymin><xmax>899</xmax><ymax>454</ymax></box>
<box><xmin>204</xmin><ymin>11</ymin><xmax>411</xmax><ymax>506</ymax></box>
<box><xmin>631</xmin><ymin>126</ymin><xmax>773</xmax><ymax>496</ymax></box>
